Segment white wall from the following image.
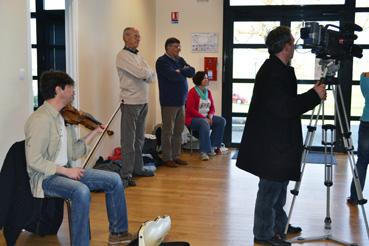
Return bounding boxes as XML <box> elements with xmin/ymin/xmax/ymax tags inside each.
<box><xmin>0</xmin><ymin>0</ymin><xmax>33</xmax><ymax>169</ymax></box>
<box><xmin>0</xmin><ymin>0</ymin><xmax>224</xmax><ymax>168</ymax></box>
<box><xmin>75</xmin><ymin>0</ymin><xmax>156</xmax><ymax>165</ymax></box>
<box><xmin>155</xmin><ymin>0</ymin><xmax>224</xmax><ymax>122</ymax></box>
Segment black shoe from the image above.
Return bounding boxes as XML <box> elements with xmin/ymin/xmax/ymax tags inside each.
<box><xmin>254</xmin><ymin>236</ymin><xmax>291</xmax><ymax>246</ymax></box>
<box><xmin>133</xmin><ymin>169</ymin><xmax>155</xmax><ymax>177</ymax></box>
<box><xmin>122</xmin><ymin>177</ymin><xmax>136</xmax><ymax>188</ymax></box>
<box><xmin>174</xmin><ymin>158</ymin><xmax>188</xmax><ymax>165</ymax></box>
<box><xmin>287</xmin><ymin>224</ymin><xmax>302</xmax><ymax>234</ymax></box>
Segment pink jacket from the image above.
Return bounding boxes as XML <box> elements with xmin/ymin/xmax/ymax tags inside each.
<box><xmin>185</xmin><ymin>87</ymin><xmax>215</xmax><ymax>126</ymax></box>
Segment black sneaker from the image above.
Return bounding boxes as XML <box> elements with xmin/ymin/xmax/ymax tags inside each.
<box><xmin>276</xmin><ymin>224</ymin><xmax>302</xmax><ymax>240</ymax></box>
<box><xmin>122</xmin><ymin>177</ymin><xmax>136</xmax><ymax>188</ymax></box>
<box><xmin>254</xmin><ymin>236</ymin><xmax>291</xmax><ymax>246</ymax></box>
<box><xmin>133</xmin><ymin>169</ymin><xmax>155</xmax><ymax>177</ymax></box>
<box><xmin>287</xmin><ymin>224</ymin><xmax>302</xmax><ymax>234</ymax></box>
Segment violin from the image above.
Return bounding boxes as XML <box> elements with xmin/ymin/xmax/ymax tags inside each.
<box><xmin>61</xmin><ymin>104</ymin><xmax>114</xmax><ymax>136</ymax></box>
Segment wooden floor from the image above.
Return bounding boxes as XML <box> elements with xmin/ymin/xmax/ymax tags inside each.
<box><xmin>2</xmin><ymin>149</ymin><xmax>369</xmax><ymax>246</ymax></box>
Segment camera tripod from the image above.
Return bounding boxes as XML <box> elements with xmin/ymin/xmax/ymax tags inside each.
<box><xmin>284</xmin><ymin>60</ymin><xmax>369</xmax><ymax>245</ymax></box>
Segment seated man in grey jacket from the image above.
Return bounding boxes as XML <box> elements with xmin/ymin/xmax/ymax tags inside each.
<box><xmin>25</xmin><ymin>71</ymin><xmax>134</xmax><ymax>246</ymax></box>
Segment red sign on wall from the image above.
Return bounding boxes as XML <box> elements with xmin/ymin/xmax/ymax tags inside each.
<box><xmin>204</xmin><ymin>57</ymin><xmax>218</xmax><ymax>81</ymax></box>
<box><xmin>171</xmin><ymin>12</ymin><xmax>179</xmax><ymax>24</ymax></box>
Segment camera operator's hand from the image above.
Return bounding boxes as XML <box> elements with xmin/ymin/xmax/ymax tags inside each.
<box><xmin>313</xmin><ymin>81</ymin><xmax>327</xmax><ymax>100</ymax></box>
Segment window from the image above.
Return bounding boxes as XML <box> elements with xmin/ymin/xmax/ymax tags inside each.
<box><xmin>354</xmin><ymin>12</ymin><xmax>369</xmax><ymax>45</ymax></box>
<box><xmin>353</xmin><ymin>50</ymin><xmax>369</xmax><ymax>80</ymax></box>
<box><xmin>233</xmin><ymin>48</ymin><xmax>269</xmax><ymax>79</ymax></box>
<box><xmin>356</xmin><ymin>0</ymin><xmax>369</xmax><ymax>8</ymax></box>
<box><xmin>234</xmin><ymin>21</ymin><xmax>279</xmax><ymax>44</ymax></box>
<box><xmin>230</xmin><ymin>0</ymin><xmax>344</xmax><ymax>6</ymax></box>
<box><xmin>232</xmin><ymin>83</ymin><xmax>254</xmax><ymax>113</ymax></box>
<box><xmin>44</xmin><ymin>0</ymin><xmax>65</xmax><ymax>10</ymax></box>
<box><xmin>351</xmin><ymin>85</ymin><xmax>365</xmax><ymax>118</ymax></box>
<box><xmin>30</xmin><ymin>0</ymin><xmax>36</xmax><ymax>12</ymax></box>
<box><xmin>30</xmin><ymin>0</ymin><xmax>65</xmax><ymax>108</ymax></box>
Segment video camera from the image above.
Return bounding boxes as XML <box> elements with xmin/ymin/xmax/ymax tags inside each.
<box><xmin>300</xmin><ymin>22</ymin><xmax>363</xmax><ymax>60</ymax></box>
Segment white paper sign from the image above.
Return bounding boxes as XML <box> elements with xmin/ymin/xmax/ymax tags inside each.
<box><xmin>192</xmin><ymin>32</ymin><xmax>218</xmax><ymax>53</ymax></box>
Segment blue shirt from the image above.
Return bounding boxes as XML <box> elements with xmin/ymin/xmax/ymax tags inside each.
<box><xmin>360</xmin><ymin>73</ymin><xmax>369</xmax><ymax>121</ymax></box>
<box><xmin>156</xmin><ymin>54</ymin><xmax>195</xmax><ymax>106</ymax></box>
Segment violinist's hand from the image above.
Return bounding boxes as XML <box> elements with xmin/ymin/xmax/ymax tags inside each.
<box><xmin>96</xmin><ymin>124</ymin><xmax>106</xmax><ymax>133</ymax></box>
<box><xmin>57</xmin><ymin>166</ymin><xmax>85</xmax><ymax>180</ymax></box>
<box><xmin>83</xmin><ymin>124</ymin><xmax>106</xmax><ymax>144</ymax></box>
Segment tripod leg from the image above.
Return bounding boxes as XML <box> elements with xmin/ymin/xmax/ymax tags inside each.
<box><xmin>321</xmin><ymin>124</ymin><xmax>335</xmax><ymax>230</ymax></box>
<box><xmin>288</xmin><ymin>83</ymin><xmax>359</xmax><ymax>245</ymax></box>
<box><xmin>324</xmin><ymin>163</ymin><xmax>333</xmax><ymax>230</ymax></box>
<box><xmin>284</xmin><ymin>105</ymin><xmax>322</xmax><ymax>235</ymax></box>
<box><xmin>334</xmin><ymin>85</ymin><xmax>369</xmax><ymax>238</ymax></box>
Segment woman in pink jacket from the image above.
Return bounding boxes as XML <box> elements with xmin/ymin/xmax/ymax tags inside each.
<box><xmin>185</xmin><ymin>71</ymin><xmax>227</xmax><ymax>160</ymax></box>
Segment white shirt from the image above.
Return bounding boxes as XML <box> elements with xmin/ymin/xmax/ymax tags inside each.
<box><xmin>54</xmin><ymin>115</ymin><xmax>68</xmax><ymax>166</ymax></box>
<box><xmin>199</xmin><ymin>98</ymin><xmax>211</xmax><ymax>117</ymax></box>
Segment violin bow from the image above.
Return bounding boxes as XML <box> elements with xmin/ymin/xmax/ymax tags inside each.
<box><xmin>82</xmin><ymin>102</ymin><xmax>122</xmax><ymax>169</ymax></box>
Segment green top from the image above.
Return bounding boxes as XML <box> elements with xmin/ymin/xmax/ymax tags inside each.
<box><xmin>360</xmin><ymin>73</ymin><xmax>369</xmax><ymax>122</ymax></box>
<box><xmin>194</xmin><ymin>86</ymin><xmax>208</xmax><ymax>100</ymax></box>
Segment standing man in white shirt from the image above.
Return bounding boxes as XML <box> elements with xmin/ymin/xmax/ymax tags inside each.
<box><xmin>116</xmin><ymin>27</ymin><xmax>156</xmax><ymax>187</ymax></box>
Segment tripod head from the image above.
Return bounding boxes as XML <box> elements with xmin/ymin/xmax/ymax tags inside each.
<box><xmin>319</xmin><ymin>59</ymin><xmax>340</xmax><ymax>86</ymax></box>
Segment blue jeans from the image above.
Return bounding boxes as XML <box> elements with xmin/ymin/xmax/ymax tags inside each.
<box><xmin>42</xmin><ymin>169</ymin><xmax>128</xmax><ymax>246</ymax></box>
<box><xmin>189</xmin><ymin>115</ymin><xmax>226</xmax><ymax>153</ymax></box>
<box><xmin>254</xmin><ymin>178</ymin><xmax>289</xmax><ymax>240</ymax></box>
<box><xmin>350</xmin><ymin>121</ymin><xmax>369</xmax><ymax>201</ymax></box>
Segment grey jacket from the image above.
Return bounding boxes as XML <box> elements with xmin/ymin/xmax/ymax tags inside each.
<box><xmin>24</xmin><ymin>102</ymin><xmax>87</xmax><ymax>198</ymax></box>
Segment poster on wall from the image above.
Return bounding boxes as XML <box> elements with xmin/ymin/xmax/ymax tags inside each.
<box><xmin>191</xmin><ymin>32</ymin><xmax>218</xmax><ymax>53</ymax></box>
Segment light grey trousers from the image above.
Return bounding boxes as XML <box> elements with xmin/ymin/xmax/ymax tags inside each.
<box><xmin>161</xmin><ymin>106</ymin><xmax>184</xmax><ymax>161</ymax></box>
<box><xmin>120</xmin><ymin>103</ymin><xmax>148</xmax><ymax>178</ymax></box>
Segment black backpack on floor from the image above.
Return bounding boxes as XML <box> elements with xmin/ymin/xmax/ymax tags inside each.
<box><xmin>143</xmin><ymin>137</ymin><xmax>163</xmax><ymax>166</ymax></box>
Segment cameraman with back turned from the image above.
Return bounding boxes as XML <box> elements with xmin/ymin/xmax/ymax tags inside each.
<box><xmin>236</xmin><ymin>26</ymin><xmax>326</xmax><ymax>246</ymax></box>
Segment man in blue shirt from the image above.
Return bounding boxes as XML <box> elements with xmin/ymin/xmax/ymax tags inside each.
<box><xmin>156</xmin><ymin>38</ymin><xmax>195</xmax><ymax>167</ymax></box>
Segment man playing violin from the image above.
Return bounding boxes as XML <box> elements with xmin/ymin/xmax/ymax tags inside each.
<box><xmin>24</xmin><ymin>71</ymin><xmax>134</xmax><ymax>246</ymax></box>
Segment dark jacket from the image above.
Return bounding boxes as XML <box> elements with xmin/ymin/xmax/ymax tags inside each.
<box><xmin>236</xmin><ymin>55</ymin><xmax>321</xmax><ymax>181</ymax></box>
<box><xmin>0</xmin><ymin>141</ymin><xmax>40</xmax><ymax>245</ymax></box>
<box><xmin>156</xmin><ymin>54</ymin><xmax>195</xmax><ymax>107</ymax></box>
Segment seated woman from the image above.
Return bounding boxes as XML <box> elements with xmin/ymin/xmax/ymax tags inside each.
<box><xmin>185</xmin><ymin>71</ymin><xmax>227</xmax><ymax>161</ymax></box>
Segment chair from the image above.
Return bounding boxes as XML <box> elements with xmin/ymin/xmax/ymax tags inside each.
<box><xmin>49</xmin><ymin>197</ymin><xmax>91</xmax><ymax>245</ymax></box>
<box><xmin>188</xmin><ymin>127</ymin><xmax>200</xmax><ymax>153</ymax></box>
<box><xmin>65</xmin><ymin>199</ymin><xmax>74</xmax><ymax>244</ymax></box>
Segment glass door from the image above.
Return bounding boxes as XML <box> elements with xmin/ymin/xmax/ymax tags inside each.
<box><xmin>223</xmin><ymin>1</ymin><xmax>363</xmax><ymax>150</ymax></box>
<box><xmin>231</xmin><ymin>21</ymin><xmax>279</xmax><ymax>143</ymax></box>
